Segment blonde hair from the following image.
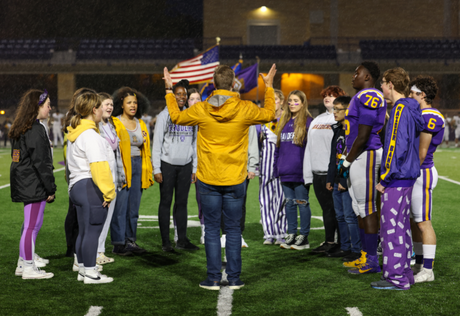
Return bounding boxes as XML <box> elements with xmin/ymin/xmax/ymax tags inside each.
<box><xmin>276</xmin><ymin>90</ymin><xmax>312</xmax><ymax>147</ymax></box>
<box><xmin>70</xmin><ymin>92</ymin><xmax>102</xmax><ymax>128</ymax></box>
<box><xmin>274</xmin><ymin>89</ymin><xmax>285</xmax><ymax>103</ymax></box>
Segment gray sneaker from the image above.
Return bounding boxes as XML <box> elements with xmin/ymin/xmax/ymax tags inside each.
<box><xmin>280</xmin><ymin>234</ymin><xmax>296</xmax><ymax>249</ymax></box>
<box><xmin>291</xmin><ymin>235</ymin><xmax>310</xmax><ymax>250</ymax></box>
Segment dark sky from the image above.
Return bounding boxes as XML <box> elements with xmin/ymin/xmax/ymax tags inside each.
<box><xmin>0</xmin><ymin>0</ymin><xmax>203</xmax><ymax>39</ymax></box>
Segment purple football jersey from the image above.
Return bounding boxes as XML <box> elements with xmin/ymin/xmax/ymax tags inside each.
<box><xmin>345</xmin><ymin>88</ymin><xmax>387</xmax><ymax>152</ymax></box>
<box><xmin>421</xmin><ymin>108</ymin><xmax>445</xmax><ymax>169</ymax></box>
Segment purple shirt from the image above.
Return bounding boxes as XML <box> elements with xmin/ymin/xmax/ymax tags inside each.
<box><xmin>274</xmin><ymin>117</ymin><xmax>313</xmax><ymax>183</ymax></box>
<box><xmin>420</xmin><ymin>108</ymin><xmax>445</xmax><ymax>169</ymax></box>
<box><xmin>345</xmin><ymin>88</ymin><xmax>387</xmax><ymax>152</ymax></box>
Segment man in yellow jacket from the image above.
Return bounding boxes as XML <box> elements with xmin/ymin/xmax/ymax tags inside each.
<box><xmin>163</xmin><ymin>64</ymin><xmax>277</xmax><ymax>290</ymax></box>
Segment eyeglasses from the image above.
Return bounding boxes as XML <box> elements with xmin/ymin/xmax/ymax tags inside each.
<box><xmin>333</xmin><ymin>107</ymin><xmax>346</xmax><ymax>112</ymax></box>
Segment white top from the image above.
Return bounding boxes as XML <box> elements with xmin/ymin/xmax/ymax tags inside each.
<box><xmin>454</xmin><ymin>116</ymin><xmax>460</xmax><ymax>131</ymax></box>
<box><xmin>52</xmin><ymin>113</ymin><xmax>64</xmax><ymax>129</ymax></box>
<box><xmin>67</xmin><ymin>129</ymin><xmax>116</xmax><ymax>191</ymax></box>
<box><xmin>303</xmin><ymin>110</ymin><xmax>336</xmax><ymax>184</ymax></box>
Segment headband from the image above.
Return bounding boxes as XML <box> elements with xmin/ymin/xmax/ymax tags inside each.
<box><xmin>38</xmin><ymin>89</ymin><xmax>48</xmax><ymax>105</ymax></box>
<box><xmin>410</xmin><ymin>85</ymin><xmax>422</xmax><ymax>93</ymax></box>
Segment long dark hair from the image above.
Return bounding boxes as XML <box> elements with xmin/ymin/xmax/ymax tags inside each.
<box><xmin>63</xmin><ymin>87</ymin><xmax>97</xmax><ymax>133</ymax></box>
<box><xmin>112</xmin><ymin>86</ymin><xmax>150</xmax><ymax>119</ymax></box>
<box><xmin>9</xmin><ymin>89</ymin><xmax>47</xmax><ymax>140</ymax></box>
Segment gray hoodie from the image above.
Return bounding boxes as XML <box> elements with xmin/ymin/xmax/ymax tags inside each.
<box><xmin>152</xmin><ymin>106</ymin><xmax>197</xmax><ymax>174</ymax></box>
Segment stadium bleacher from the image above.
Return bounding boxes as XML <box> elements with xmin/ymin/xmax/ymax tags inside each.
<box><xmin>360</xmin><ymin>39</ymin><xmax>460</xmax><ymax>60</ymax></box>
<box><xmin>219</xmin><ymin>45</ymin><xmax>337</xmax><ymax>60</ymax></box>
<box><xmin>76</xmin><ymin>38</ymin><xmax>195</xmax><ymax>60</ymax></box>
<box><xmin>0</xmin><ymin>39</ymin><xmax>55</xmax><ymax>60</ymax></box>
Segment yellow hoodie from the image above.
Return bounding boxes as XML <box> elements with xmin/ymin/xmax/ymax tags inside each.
<box><xmin>112</xmin><ymin>117</ymin><xmax>153</xmax><ymax>189</ymax></box>
<box><xmin>166</xmin><ymin>88</ymin><xmax>275</xmax><ymax>186</ymax></box>
<box><xmin>67</xmin><ymin>119</ymin><xmax>116</xmax><ymax>202</ymax></box>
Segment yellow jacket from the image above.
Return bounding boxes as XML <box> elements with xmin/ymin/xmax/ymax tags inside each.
<box><xmin>166</xmin><ymin>88</ymin><xmax>275</xmax><ymax>186</ymax></box>
<box><xmin>112</xmin><ymin>117</ymin><xmax>153</xmax><ymax>189</ymax></box>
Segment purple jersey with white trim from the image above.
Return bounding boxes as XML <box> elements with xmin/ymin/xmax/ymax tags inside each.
<box><xmin>421</xmin><ymin>108</ymin><xmax>445</xmax><ymax>169</ymax></box>
<box><xmin>344</xmin><ymin>88</ymin><xmax>387</xmax><ymax>152</ymax></box>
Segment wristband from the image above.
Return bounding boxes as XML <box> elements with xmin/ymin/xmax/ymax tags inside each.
<box><xmin>165</xmin><ymin>87</ymin><xmax>173</xmax><ymax>91</ymax></box>
<box><xmin>343</xmin><ymin>160</ymin><xmax>351</xmax><ymax>168</ymax></box>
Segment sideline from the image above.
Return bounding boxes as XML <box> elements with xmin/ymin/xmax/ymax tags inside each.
<box><xmin>0</xmin><ymin>167</ymin><xmax>65</xmax><ymax>190</ymax></box>
<box><xmin>84</xmin><ymin>306</ymin><xmax>103</xmax><ymax>316</ymax></box>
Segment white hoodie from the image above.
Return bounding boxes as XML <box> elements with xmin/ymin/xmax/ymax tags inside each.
<box><xmin>303</xmin><ymin>110</ymin><xmax>336</xmax><ymax>184</ymax></box>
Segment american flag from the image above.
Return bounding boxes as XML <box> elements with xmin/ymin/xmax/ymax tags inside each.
<box><xmin>170</xmin><ymin>45</ymin><xmax>219</xmax><ymax>85</ymax></box>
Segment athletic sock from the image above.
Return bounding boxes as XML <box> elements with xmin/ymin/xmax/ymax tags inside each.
<box><xmin>359</xmin><ymin>228</ymin><xmax>367</xmax><ymax>253</ymax></box>
<box><xmin>413</xmin><ymin>242</ymin><xmax>423</xmax><ymax>264</ymax></box>
<box><xmin>423</xmin><ymin>244</ymin><xmax>436</xmax><ymax>269</ymax></box>
<box><xmin>365</xmin><ymin>233</ymin><xmax>378</xmax><ymax>257</ymax></box>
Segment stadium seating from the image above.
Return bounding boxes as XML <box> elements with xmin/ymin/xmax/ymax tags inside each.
<box><xmin>76</xmin><ymin>38</ymin><xmax>195</xmax><ymax>60</ymax></box>
<box><xmin>0</xmin><ymin>39</ymin><xmax>55</xmax><ymax>60</ymax></box>
<box><xmin>219</xmin><ymin>45</ymin><xmax>337</xmax><ymax>60</ymax></box>
<box><xmin>360</xmin><ymin>39</ymin><xmax>460</xmax><ymax>60</ymax></box>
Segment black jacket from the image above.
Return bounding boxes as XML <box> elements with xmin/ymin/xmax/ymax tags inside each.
<box><xmin>10</xmin><ymin>121</ymin><xmax>56</xmax><ymax>203</ymax></box>
<box><xmin>326</xmin><ymin>123</ymin><xmax>348</xmax><ymax>189</ymax></box>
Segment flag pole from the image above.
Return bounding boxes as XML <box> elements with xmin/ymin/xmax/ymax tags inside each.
<box><xmin>256</xmin><ymin>56</ymin><xmax>260</xmax><ymax>104</ymax></box>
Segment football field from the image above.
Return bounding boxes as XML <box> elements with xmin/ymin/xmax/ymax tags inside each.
<box><xmin>1</xmin><ymin>147</ymin><xmax>460</xmax><ymax>315</ymax></box>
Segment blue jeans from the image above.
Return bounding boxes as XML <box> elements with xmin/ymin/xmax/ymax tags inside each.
<box><xmin>198</xmin><ymin>179</ymin><xmax>246</xmax><ymax>282</ymax></box>
<box><xmin>332</xmin><ymin>184</ymin><xmax>361</xmax><ymax>253</ymax></box>
<box><xmin>111</xmin><ymin>156</ymin><xmax>143</xmax><ymax>245</ymax></box>
<box><xmin>281</xmin><ymin>182</ymin><xmax>311</xmax><ymax>236</ymax></box>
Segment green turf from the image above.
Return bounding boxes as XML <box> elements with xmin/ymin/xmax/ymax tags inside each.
<box><xmin>1</xmin><ymin>147</ymin><xmax>460</xmax><ymax>315</ymax></box>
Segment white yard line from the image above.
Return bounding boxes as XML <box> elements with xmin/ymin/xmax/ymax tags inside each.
<box><xmin>438</xmin><ymin>175</ymin><xmax>460</xmax><ymax>186</ymax></box>
<box><xmin>0</xmin><ymin>167</ymin><xmax>64</xmax><ymax>190</ymax></box>
<box><xmin>217</xmin><ymin>269</ymin><xmax>233</xmax><ymax>316</ymax></box>
<box><xmin>84</xmin><ymin>306</ymin><xmax>103</xmax><ymax>316</ymax></box>
<box><xmin>345</xmin><ymin>307</ymin><xmax>363</xmax><ymax>316</ymax></box>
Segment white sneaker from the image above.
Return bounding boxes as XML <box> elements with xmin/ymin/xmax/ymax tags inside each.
<box><xmin>34</xmin><ymin>253</ymin><xmax>49</xmax><ymax>264</ymax></box>
<box><xmin>77</xmin><ymin>267</ymin><xmax>85</xmax><ymax>281</ymax></box>
<box><xmin>84</xmin><ymin>267</ymin><xmax>113</xmax><ymax>284</ymax></box>
<box><xmin>15</xmin><ymin>257</ymin><xmax>45</xmax><ymax>276</ymax></box>
<box><xmin>220</xmin><ymin>234</ymin><xmax>226</xmax><ymax>248</ymax></box>
<box><xmin>411</xmin><ymin>263</ymin><xmax>423</xmax><ymax>276</ymax></box>
<box><xmin>200</xmin><ymin>235</ymin><xmax>205</xmax><ymax>245</ymax></box>
<box><xmin>414</xmin><ymin>268</ymin><xmax>435</xmax><ymax>283</ymax></box>
<box><xmin>241</xmin><ymin>236</ymin><xmax>248</xmax><ymax>248</ymax></box>
<box><xmin>263</xmin><ymin>238</ymin><xmax>274</xmax><ymax>245</ymax></box>
<box><xmin>22</xmin><ymin>263</ymin><xmax>53</xmax><ymax>280</ymax></box>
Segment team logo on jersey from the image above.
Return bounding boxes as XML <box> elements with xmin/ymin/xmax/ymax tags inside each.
<box><xmin>13</xmin><ymin>149</ymin><xmax>20</xmax><ymax>162</ymax></box>
<box><xmin>142</xmin><ymin>131</ymin><xmax>148</xmax><ymax>143</ymax></box>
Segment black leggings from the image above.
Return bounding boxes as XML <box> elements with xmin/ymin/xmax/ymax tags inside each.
<box><xmin>70</xmin><ymin>178</ymin><xmax>108</xmax><ymax>267</ymax></box>
<box><xmin>158</xmin><ymin>161</ymin><xmax>192</xmax><ymax>245</ymax></box>
<box><xmin>313</xmin><ymin>174</ymin><xmax>338</xmax><ymax>244</ymax></box>
<box><xmin>64</xmin><ymin>198</ymin><xmax>79</xmax><ymax>257</ymax></box>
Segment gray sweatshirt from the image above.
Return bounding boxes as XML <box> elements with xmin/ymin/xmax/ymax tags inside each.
<box><xmin>152</xmin><ymin>106</ymin><xmax>197</xmax><ymax>174</ymax></box>
<box><xmin>247</xmin><ymin>125</ymin><xmax>259</xmax><ymax>173</ymax></box>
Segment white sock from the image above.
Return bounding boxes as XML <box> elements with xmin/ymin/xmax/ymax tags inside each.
<box><xmin>78</xmin><ymin>263</ymin><xmax>84</xmax><ymax>269</ymax></box>
<box><xmin>413</xmin><ymin>242</ymin><xmax>423</xmax><ymax>255</ymax></box>
<box><xmin>24</xmin><ymin>260</ymin><xmax>34</xmax><ymax>268</ymax></box>
<box><xmin>85</xmin><ymin>266</ymin><xmax>97</xmax><ymax>274</ymax></box>
<box><xmin>423</xmin><ymin>244</ymin><xmax>436</xmax><ymax>260</ymax></box>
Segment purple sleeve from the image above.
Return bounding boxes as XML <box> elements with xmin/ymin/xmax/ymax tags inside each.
<box><xmin>357</xmin><ymin>92</ymin><xmax>383</xmax><ymax>126</ymax></box>
<box><xmin>423</xmin><ymin>112</ymin><xmax>444</xmax><ymax>133</ymax></box>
